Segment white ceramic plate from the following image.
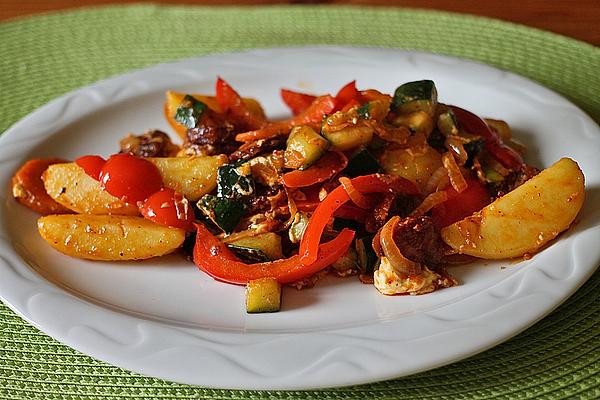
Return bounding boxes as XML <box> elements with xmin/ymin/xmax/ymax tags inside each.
<box><xmin>0</xmin><ymin>47</ymin><xmax>599</xmax><ymax>390</ymax></box>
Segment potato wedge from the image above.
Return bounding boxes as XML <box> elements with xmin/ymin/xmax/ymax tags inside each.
<box><xmin>149</xmin><ymin>155</ymin><xmax>228</xmax><ymax>201</ymax></box>
<box><xmin>441</xmin><ymin>158</ymin><xmax>584</xmax><ymax>259</ymax></box>
<box><xmin>43</xmin><ymin>163</ymin><xmax>138</xmax><ymax>215</ymax></box>
<box><xmin>37</xmin><ymin>214</ymin><xmax>185</xmax><ymax>260</ymax></box>
<box><xmin>164</xmin><ymin>91</ymin><xmax>266</xmax><ymax>139</ymax></box>
<box><xmin>43</xmin><ymin>155</ymin><xmax>227</xmax><ymax>213</ymax></box>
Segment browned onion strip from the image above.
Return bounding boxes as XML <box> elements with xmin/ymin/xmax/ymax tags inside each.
<box><xmin>423</xmin><ymin>166</ymin><xmax>448</xmax><ymax>195</ymax></box>
<box><xmin>442</xmin><ymin>152</ymin><xmax>468</xmax><ymax>193</ymax></box>
<box><xmin>410</xmin><ymin>191</ymin><xmax>449</xmax><ymax>217</ymax></box>
<box><xmin>445</xmin><ymin>136</ymin><xmax>469</xmax><ymax>166</ymax></box>
<box><xmin>339</xmin><ymin>176</ymin><xmax>375</xmax><ymax>209</ymax></box>
<box><xmin>379</xmin><ymin>216</ymin><xmax>422</xmax><ymax>276</ymax></box>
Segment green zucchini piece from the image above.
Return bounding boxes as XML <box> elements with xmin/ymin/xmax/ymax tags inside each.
<box><xmin>391</xmin><ymin>111</ymin><xmax>435</xmax><ymax>134</ymax></box>
<box><xmin>437</xmin><ymin>109</ymin><xmax>459</xmax><ymax>136</ymax></box>
<box><xmin>391</xmin><ymin>80</ymin><xmax>438</xmax><ymax>116</ymax></box>
<box><xmin>288</xmin><ymin>212</ymin><xmax>309</xmax><ymax>244</ymax></box>
<box><xmin>355</xmin><ymin>235</ymin><xmax>378</xmax><ymax>275</ymax></box>
<box><xmin>217</xmin><ymin>163</ymin><xmax>254</xmax><ymax>200</ymax></box>
<box><xmin>345</xmin><ymin>148</ymin><xmax>382</xmax><ymax>177</ymax></box>
<box><xmin>321</xmin><ymin>118</ymin><xmax>374</xmax><ymax>151</ymax></box>
<box><xmin>331</xmin><ymin>247</ymin><xmax>359</xmax><ymax>274</ymax></box>
<box><xmin>228</xmin><ymin>232</ymin><xmax>283</xmax><ymax>261</ymax></box>
<box><xmin>227</xmin><ymin>246</ymin><xmax>271</xmax><ymax>264</ymax></box>
<box><xmin>246</xmin><ymin>278</ymin><xmax>281</xmax><ymax>313</ymax></box>
<box><xmin>197</xmin><ymin>194</ymin><xmax>246</xmax><ymax>234</ymax></box>
<box><xmin>284</xmin><ymin>126</ymin><xmax>329</xmax><ymax>170</ymax></box>
<box><xmin>174</xmin><ymin>95</ymin><xmax>208</xmax><ymax>129</ymax></box>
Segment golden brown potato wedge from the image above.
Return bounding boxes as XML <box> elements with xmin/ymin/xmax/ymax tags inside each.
<box><xmin>43</xmin><ymin>155</ymin><xmax>227</xmax><ymax>213</ymax></box>
<box><xmin>43</xmin><ymin>163</ymin><xmax>138</xmax><ymax>215</ymax></box>
<box><xmin>148</xmin><ymin>155</ymin><xmax>228</xmax><ymax>201</ymax></box>
<box><xmin>441</xmin><ymin>158</ymin><xmax>585</xmax><ymax>259</ymax></box>
<box><xmin>37</xmin><ymin>214</ymin><xmax>185</xmax><ymax>261</ymax></box>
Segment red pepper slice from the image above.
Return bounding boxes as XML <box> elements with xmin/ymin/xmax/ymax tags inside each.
<box><xmin>281</xmin><ymin>151</ymin><xmax>348</xmax><ymax>188</ymax></box>
<box><xmin>430</xmin><ymin>179</ymin><xmax>491</xmax><ymax>229</ymax></box>
<box><xmin>299</xmin><ymin>174</ymin><xmax>419</xmax><ymax>264</ymax></box>
<box><xmin>216</xmin><ymin>77</ymin><xmax>265</xmax><ymax>130</ymax></box>
<box><xmin>449</xmin><ymin>105</ymin><xmax>523</xmax><ymax>170</ymax></box>
<box><xmin>235</xmin><ymin>95</ymin><xmax>336</xmax><ymax>142</ymax></box>
<box><xmin>193</xmin><ymin>223</ymin><xmax>355</xmax><ymax>285</ymax></box>
<box><xmin>75</xmin><ymin>155</ymin><xmax>106</xmax><ymax>181</ymax></box>
<box><xmin>281</xmin><ymin>89</ymin><xmax>317</xmax><ymax>115</ymax></box>
<box><xmin>334</xmin><ymin>80</ymin><xmax>363</xmax><ymax>111</ymax></box>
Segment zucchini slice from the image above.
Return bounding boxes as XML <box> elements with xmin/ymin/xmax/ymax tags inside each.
<box><xmin>217</xmin><ymin>163</ymin><xmax>255</xmax><ymax>200</ymax></box>
<box><xmin>227</xmin><ymin>232</ymin><xmax>283</xmax><ymax>261</ymax></box>
<box><xmin>344</xmin><ymin>148</ymin><xmax>382</xmax><ymax>177</ymax></box>
<box><xmin>174</xmin><ymin>95</ymin><xmax>208</xmax><ymax>129</ymax></box>
<box><xmin>246</xmin><ymin>278</ymin><xmax>282</xmax><ymax>313</ymax></box>
<box><xmin>197</xmin><ymin>194</ymin><xmax>246</xmax><ymax>234</ymax></box>
<box><xmin>284</xmin><ymin>126</ymin><xmax>329</xmax><ymax>170</ymax></box>
<box><xmin>391</xmin><ymin>80</ymin><xmax>438</xmax><ymax>116</ymax></box>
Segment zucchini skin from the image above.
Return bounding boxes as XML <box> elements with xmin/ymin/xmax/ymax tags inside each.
<box><xmin>284</xmin><ymin>126</ymin><xmax>329</xmax><ymax>170</ymax></box>
<box><xmin>391</xmin><ymin>80</ymin><xmax>438</xmax><ymax>115</ymax></box>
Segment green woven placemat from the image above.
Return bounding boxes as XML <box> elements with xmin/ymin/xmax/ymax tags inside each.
<box><xmin>0</xmin><ymin>5</ymin><xmax>599</xmax><ymax>399</ymax></box>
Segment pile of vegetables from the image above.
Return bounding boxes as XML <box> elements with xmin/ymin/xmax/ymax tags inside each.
<box><xmin>12</xmin><ymin>78</ymin><xmax>585</xmax><ymax>313</ymax></box>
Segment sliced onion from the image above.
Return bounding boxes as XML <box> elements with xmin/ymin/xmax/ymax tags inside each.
<box><xmin>445</xmin><ymin>136</ymin><xmax>469</xmax><ymax>166</ymax></box>
<box><xmin>423</xmin><ymin>166</ymin><xmax>448</xmax><ymax>195</ymax></box>
<box><xmin>411</xmin><ymin>191</ymin><xmax>449</xmax><ymax>217</ymax></box>
<box><xmin>442</xmin><ymin>152</ymin><xmax>468</xmax><ymax>193</ymax></box>
<box><xmin>379</xmin><ymin>216</ymin><xmax>422</xmax><ymax>276</ymax></box>
<box><xmin>339</xmin><ymin>176</ymin><xmax>375</xmax><ymax>209</ymax></box>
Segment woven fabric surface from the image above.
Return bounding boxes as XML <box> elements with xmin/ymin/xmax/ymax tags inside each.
<box><xmin>0</xmin><ymin>4</ymin><xmax>599</xmax><ymax>399</ymax></box>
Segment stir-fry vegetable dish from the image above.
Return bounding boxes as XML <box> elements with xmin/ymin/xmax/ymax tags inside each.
<box><xmin>12</xmin><ymin>78</ymin><xmax>585</xmax><ymax>313</ymax></box>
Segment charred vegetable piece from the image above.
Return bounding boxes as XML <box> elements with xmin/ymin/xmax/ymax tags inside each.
<box><xmin>217</xmin><ymin>163</ymin><xmax>255</xmax><ymax>200</ymax></box>
<box><xmin>331</xmin><ymin>247</ymin><xmax>359</xmax><ymax>274</ymax></box>
<box><xmin>391</xmin><ymin>80</ymin><xmax>438</xmax><ymax>116</ymax></box>
<box><xmin>284</xmin><ymin>125</ymin><xmax>329</xmax><ymax>170</ymax></box>
<box><xmin>174</xmin><ymin>95</ymin><xmax>208</xmax><ymax>129</ymax></box>
<box><xmin>197</xmin><ymin>194</ymin><xmax>246</xmax><ymax>234</ymax></box>
<box><xmin>345</xmin><ymin>148</ymin><xmax>382</xmax><ymax>177</ymax></box>
<box><xmin>228</xmin><ymin>246</ymin><xmax>271</xmax><ymax>263</ymax></box>
<box><xmin>355</xmin><ymin>234</ymin><xmax>378</xmax><ymax>275</ymax></box>
<box><xmin>288</xmin><ymin>212</ymin><xmax>310</xmax><ymax>243</ymax></box>
<box><xmin>463</xmin><ymin>137</ymin><xmax>485</xmax><ymax>166</ymax></box>
<box><xmin>228</xmin><ymin>232</ymin><xmax>283</xmax><ymax>261</ymax></box>
<box><xmin>246</xmin><ymin>278</ymin><xmax>281</xmax><ymax>313</ymax></box>
<box><xmin>437</xmin><ymin>109</ymin><xmax>459</xmax><ymax>136</ymax></box>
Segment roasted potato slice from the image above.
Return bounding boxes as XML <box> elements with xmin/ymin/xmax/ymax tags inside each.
<box><xmin>37</xmin><ymin>214</ymin><xmax>185</xmax><ymax>260</ymax></box>
<box><xmin>441</xmin><ymin>158</ymin><xmax>584</xmax><ymax>259</ymax></box>
<box><xmin>43</xmin><ymin>155</ymin><xmax>227</xmax><ymax>213</ymax></box>
<box><xmin>43</xmin><ymin>163</ymin><xmax>138</xmax><ymax>215</ymax></box>
<box><xmin>149</xmin><ymin>155</ymin><xmax>228</xmax><ymax>201</ymax></box>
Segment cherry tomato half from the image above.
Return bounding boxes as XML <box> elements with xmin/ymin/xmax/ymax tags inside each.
<box><xmin>140</xmin><ymin>188</ymin><xmax>195</xmax><ymax>231</ymax></box>
<box><xmin>99</xmin><ymin>154</ymin><xmax>163</xmax><ymax>204</ymax></box>
<box><xmin>75</xmin><ymin>155</ymin><xmax>106</xmax><ymax>181</ymax></box>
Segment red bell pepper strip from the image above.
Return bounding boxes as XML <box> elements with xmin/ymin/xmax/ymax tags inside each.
<box><xmin>216</xmin><ymin>77</ymin><xmax>265</xmax><ymax>130</ymax></box>
<box><xmin>281</xmin><ymin>88</ymin><xmax>317</xmax><ymax>115</ymax></box>
<box><xmin>299</xmin><ymin>174</ymin><xmax>419</xmax><ymax>264</ymax></box>
<box><xmin>334</xmin><ymin>80</ymin><xmax>363</xmax><ymax>111</ymax></box>
<box><xmin>281</xmin><ymin>151</ymin><xmax>348</xmax><ymax>188</ymax></box>
<box><xmin>193</xmin><ymin>223</ymin><xmax>355</xmax><ymax>285</ymax></box>
<box><xmin>449</xmin><ymin>105</ymin><xmax>524</xmax><ymax>170</ymax></box>
<box><xmin>235</xmin><ymin>95</ymin><xmax>336</xmax><ymax>142</ymax></box>
<box><xmin>430</xmin><ymin>179</ymin><xmax>491</xmax><ymax>229</ymax></box>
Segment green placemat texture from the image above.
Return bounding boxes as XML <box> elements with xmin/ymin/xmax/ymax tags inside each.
<box><xmin>1</xmin><ymin>4</ymin><xmax>599</xmax><ymax>400</ymax></box>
